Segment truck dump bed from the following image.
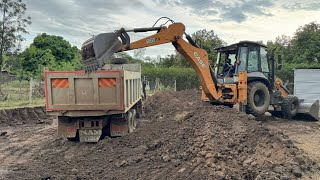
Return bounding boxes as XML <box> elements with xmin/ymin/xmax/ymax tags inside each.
<box><xmin>45</xmin><ymin>64</ymin><xmax>141</xmax><ymax>116</ymax></box>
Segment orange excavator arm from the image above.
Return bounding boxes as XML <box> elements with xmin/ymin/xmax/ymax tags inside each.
<box><xmin>82</xmin><ymin>22</ymin><xmax>222</xmax><ymax>101</ymax></box>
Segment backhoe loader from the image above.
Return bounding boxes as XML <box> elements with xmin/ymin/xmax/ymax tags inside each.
<box><xmin>81</xmin><ymin>18</ymin><xmax>319</xmax><ymax>120</ymax></box>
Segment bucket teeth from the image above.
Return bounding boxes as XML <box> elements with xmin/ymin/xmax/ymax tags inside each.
<box><xmin>84</xmin><ymin>62</ymin><xmax>99</xmax><ymax>73</ymax></box>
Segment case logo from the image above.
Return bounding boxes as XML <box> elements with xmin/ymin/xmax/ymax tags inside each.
<box><xmin>194</xmin><ymin>52</ymin><xmax>206</xmax><ymax>68</ymax></box>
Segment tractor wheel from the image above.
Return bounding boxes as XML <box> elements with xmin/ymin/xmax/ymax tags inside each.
<box><xmin>246</xmin><ymin>81</ymin><xmax>270</xmax><ymax>117</ymax></box>
<box><xmin>110</xmin><ymin>58</ymin><xmax>128</xmax><ymax>64</ymax></box>
<box><xmin>281</xmin><ymin>95</ymin><xmax>299</xmax><ymax>119</ymax></box>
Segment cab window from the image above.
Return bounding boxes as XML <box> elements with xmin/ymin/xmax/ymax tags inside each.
<box><xmin>248</xmin><ymin>47</ymin><xmax>259</xmax><ymax>72</ymax></box>
<box><xmin>260</xmin><ymin>47</ymin><xmax>269</xmax><ymax>72</ymax></box>
<box><xmin>237</xmin><ymin>47</ymin><xmax>247</xmax><ymax>72</ymax></box>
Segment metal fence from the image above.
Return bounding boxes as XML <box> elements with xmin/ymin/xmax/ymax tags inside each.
<box><xmin>144</xmin><ymin>76</ymin><xmax>199</xmax><ymax>95</ymax></box>
<box><xmin>0</xmin><ymin>72</ymin><xmax>44</xmax><ymax>107</ymax></box>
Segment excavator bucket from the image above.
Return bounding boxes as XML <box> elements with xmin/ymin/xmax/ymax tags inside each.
<box><xmin>81</xmin><ymin>32</ymin><xmax>124</xmax><ymax>72</ymax></box>
<box><xmin>297</xmin><ymin>99</ymin><xmax>319</xmax><ymax>120</ymax></box>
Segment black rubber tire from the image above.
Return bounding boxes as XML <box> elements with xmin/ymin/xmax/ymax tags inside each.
<box><xmin>127</xmin><ymin>111</ymin><xmax>134</xmax><ymax>133</ymax></box>
<box><xmin>136</xmin><ymin>100</ymin><xmax>143</xmax><ymax>118</ymax></box>
<box><xmin>110</xmin><ymin>58</ymin><xmax>128</xmax><ymax>64</ymax></box>
<box><xmin>281</xmin><ymin>95</ymin><xmax>299</xmax><ymax>119</ymax></box>
<box><xmin>225</xmin><ymin>104</ymin><xmax>234</xmax><ymax>108</ymax></box>
<box><xmin>131</xmin><ymin>109</ymin><xmax>137</xmax><ymax>129</ymax></box>
<box><xmin>246</xmin><ymin>81</ymin><xmax>270</xmax><ymax>117</ymax></box>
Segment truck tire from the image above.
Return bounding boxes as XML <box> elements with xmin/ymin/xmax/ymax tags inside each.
<box><xmin>67</xmin><ymin>131</ymin><xmax>79</xmax><ymax>141</ymax></box>
<box><xmin>131</xmin><ymin>109</ymin><xmax>137</xmax><ymax>129</ymax></box>
<box><xmin>110</xmin><ymin>58</ymin><xmax>128</xmax><ymax>64</ymax></box>
<box><xmin>127</xmin><ymin>111</ymin><xmax>134</xmax><ymax>133</ymax></box>
<box><xmin>136</xmin><ymin>100</ymin><xmax>143</xmax><ymax>118</ymax></box>
<box><xmin>246</xmin><ymin>82</ymin><xmax>270</xmax><ymax>117</ymax></box>
<box><xmin>281</xmin><ymin>95</ymin><xmax>299</xmax><ymax>119</ymax></box>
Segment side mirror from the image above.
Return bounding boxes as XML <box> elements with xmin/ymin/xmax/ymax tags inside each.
<box><xmin>277</xmin><ymin>55</ymin><xmax>282</xmax><ymax>70</ymax></box>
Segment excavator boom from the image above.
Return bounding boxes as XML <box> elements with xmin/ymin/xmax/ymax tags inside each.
<box><xmin>81</xmin><ymin>22</ymin><xmax>223</xmax><ymax>101</ymax></box>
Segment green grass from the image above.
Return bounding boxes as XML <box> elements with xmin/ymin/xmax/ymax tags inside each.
<box><xmin>0</xmin><ymin>98</ymin><xmax>45</xmax><ymax>109</ymax></box>
<box><xmin>0</xmin><ymin>80</ymin><xmax>45</xmax><ymax>109</ymax></box>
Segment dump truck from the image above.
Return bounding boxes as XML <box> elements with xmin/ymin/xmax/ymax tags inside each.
<box><xmin>45</xmin><ymin>63</ymin><xmax>143</xmax><ymax>142</ymax></box>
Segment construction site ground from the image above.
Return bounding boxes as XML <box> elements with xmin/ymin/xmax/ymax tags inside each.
<box><xmin>0</xmin><ymin>90</ymin><xmax>320</xmax><ymax>179</ymax></box>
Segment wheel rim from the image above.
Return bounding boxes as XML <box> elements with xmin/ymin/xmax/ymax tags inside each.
<box><xmin>253</xmin><ymin>89</ymin><xmax>266</xmax><ymax>107</ymax></box>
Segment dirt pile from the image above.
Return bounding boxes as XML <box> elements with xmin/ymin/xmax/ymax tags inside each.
<box><xmin>0</xmin><ymin>106</ymin><xmax>51</xmax><ymax>126</ymax></box>
<box><xmin>5</xmin><ymin>90</ymin><xmax>319</xmax><ymax>179</ymax></box>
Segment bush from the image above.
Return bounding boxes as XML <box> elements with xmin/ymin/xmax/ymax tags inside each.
<box><xmin>278</xmin><ymin>63</ymin><xmax>320</xmax><ymax>82</ymax></box>
<box><xmin>142</xmin><ymin>67</ymin><xmax>199</xmax><ymax>91</ymax></box>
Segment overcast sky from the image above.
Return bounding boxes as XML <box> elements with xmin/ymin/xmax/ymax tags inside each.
<box><xmin>23</xmin><ymin>0</ymin><xmax>320</xmax><ymax>57</ymax></box>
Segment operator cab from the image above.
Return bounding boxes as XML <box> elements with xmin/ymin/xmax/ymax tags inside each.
<box><xmin>215</xmin><ymin>41</ymin><xmax>269</xmax><ymax>85</ymax></box>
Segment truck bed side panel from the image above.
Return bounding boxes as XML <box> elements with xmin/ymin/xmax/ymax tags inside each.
<box><xmin>123</xmin><ymin>71</ymin><xmax>141</xmax><ymax>112</ymax></box>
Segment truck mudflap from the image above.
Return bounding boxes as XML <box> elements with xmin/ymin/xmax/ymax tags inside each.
<box><xmin>58</xmin><ymin>117</ymin><xmax>78</xmax><ymax>139</ymax></box>
<box><xmin>110</xmin><ymin>109</ymin><xmax>136</xmax><ymax>137</ymax></box>
<box><xmin>110</xmin><ymin>118</ymin><xmax>129</xmax><ymax>137</ymax></box>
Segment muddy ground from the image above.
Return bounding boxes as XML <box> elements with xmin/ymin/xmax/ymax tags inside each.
<box><xmin>0</xmin><ymin>90</ymin><xmax>320</xmax><ymax>180</ymax></box>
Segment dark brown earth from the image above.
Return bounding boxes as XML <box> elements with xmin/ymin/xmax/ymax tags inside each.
<box><xmin>0</xmin><ymin>90</ymin><xmax>320</xmax><ymax>180</ymax></box>
<box><xmin>0</xmin><ymin>107</ymin><xmax>51</xmax><ymax>126</ymax></box>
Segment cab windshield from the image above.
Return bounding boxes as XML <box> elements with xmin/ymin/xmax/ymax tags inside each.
<box><xmin>215</xmin><ymin>51</ymin><xmax>238</xmax><ymax>78</ymax></box>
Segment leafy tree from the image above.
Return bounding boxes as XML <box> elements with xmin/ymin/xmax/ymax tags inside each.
<box><xmin>133</xmin><ymin>48</ymin><xmax>146</xmax><ymax>60</ymax></box>
<box><xmin>0</xmin><ymin>0</ymin><xmax>31</xmax><ymax>71</ymax></box>
<box><xmin>20</xmin><ymin>34</ymin><xmax>83</xmax><ymax>79</ymax></box>
<box><xmin>20</xmin><ymin>45</ymin><xmax>55</xmax><ymax>79</ymax></box>
<box><xmin>33</xmin><ymin>33</ymin><xmax>78</xmax><ymax>63</ymax></box>
<box><xmin>156</xmin><ymin>29</ymin><xmax>225</xmax><ymax>68</ymax></box>
<box><xmin>192</xmin><ymin>29</ymin><xmax>226</xmax><ymax>65</ymax></box>
<box><xmin>266</xmin><ymin>35</ymin><xmax>292</xmax><ymax>64</ymax></box>
<box><xmin>290</xmin><ymin>22</ymin><xmax>320</xmax><ymax>63</ymax></box>
<box><xmin>267</xmin><ymin>22</ymin><xmax>320</xmax><ymax>82</ymax></box>
<box><xmin>158</xmin><ymin>54</ymin><xmax>176</xmax><ymax>68</ymax></box>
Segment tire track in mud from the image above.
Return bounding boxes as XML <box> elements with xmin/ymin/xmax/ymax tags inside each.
<box><xmin>0</xmin><ymin>124</ymin><xmax>56</xmax><ymax>166</ymax></box>
<box><xmin>0</xmin><ymin>107</ymin><xmax>55</xmax><ymax>179</ymax></box>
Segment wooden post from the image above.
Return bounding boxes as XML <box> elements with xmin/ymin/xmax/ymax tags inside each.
<box><xmin>29</xmin><ymin>77</ymin><xmax>33</xmax><ymax>104</ymax></box>
<box><xmin>174</xmin><ymin>80</ymin><xmax>177</xmax><ymax>92</ymax></box>
<box><xmin>155</xmin><ymin>78</ymin><xmax>160</xmax><ymax>92</ymax></box>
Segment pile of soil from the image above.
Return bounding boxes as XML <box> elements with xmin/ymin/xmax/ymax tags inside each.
<box><xmin>0</xmin><ymin>106</ymin><xmax>51</xmax><ymax>126</ymax></box>
<box><xmin>5</xmin><ymin>90</ymin><xmax>319</xmax><ymax>179</ymax></box>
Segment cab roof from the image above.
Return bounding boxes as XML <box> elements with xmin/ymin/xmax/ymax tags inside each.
<box><xmin>215</xmin><ymin>41</ymin><xmax>267</xmax><ymax>52</ymax></box>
